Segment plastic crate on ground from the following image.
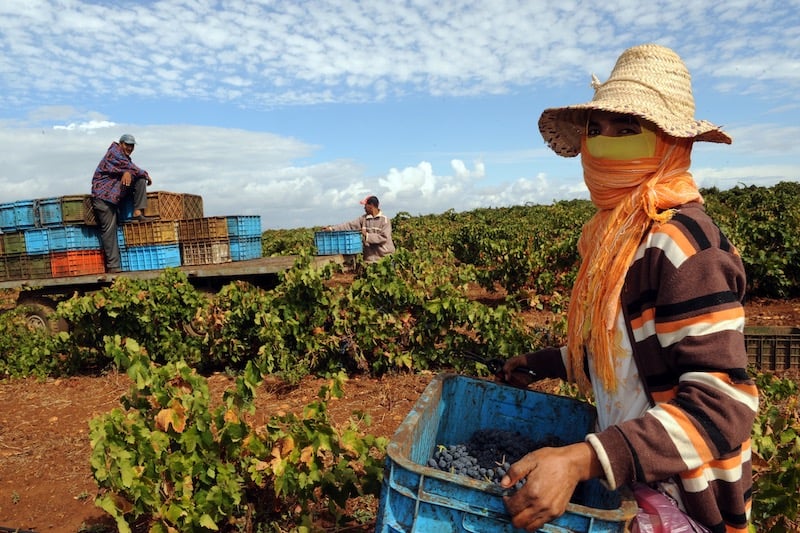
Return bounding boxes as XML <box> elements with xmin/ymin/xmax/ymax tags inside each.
<box><xmin>23</xmin><ymin>228</ymin><xmax>50</xmax><ymax>254</ymax></box>
<box><xmin>121</xmin><ymin>220</ymin><xmax>179</xmax><ymax>246</ymax></box>
<box><xmin>229</xmin><ymin>236</ymin><xmax>262</xmax><ymax>261</ymax></box>
<box><xmin>178</xmin><ymin>217</ymin><xmax>230</xmax><ymax>242</ymax></box>
<box><xmin>4</xmin><ymin>253</ymin><xmax>52</xmax><ymax>280</ymax></box>
<box><xmin>61</xmin><ymin>194</ymin><xmax>97</xmax><ymax>225</ymax></box>
<box><xmin>37</xmin><ymin>197</ymin><xmax>63</xmax><ymax>226</ymax></box>
<box><xmin>226</xmin><ymin>215</ymin><xmax>261</xmax><ymax>238</ymax></box>
<box><xmin>50</xmin><ymin>250</ymin><xmax>105</xmax><ymax>277</ymax></box>
<box><xmin>744</xmin><ymin>326</ymin><xmax>800</xmax><ymax>371</ymax></box>
<box><xmin>2</xmin><ymin>232</ymin><xmax>27</xmax><ymax>255</ymax></box>
<box><xmin>180</xmin><ymin>240</ymin><xmax>231</xmax><ymax>265</ymax></box>
<box><xmin>376</xmin><ymin>373</ymin><xmax>637</xmax><ymax>533</ymax></box>
<box><xmin>314</xmin><ymin>230</ymin><xmax>363</xmax><ymax>255</ymax></box>
<box><xmin>121</xmin><ymin>243</ymin><xmax>181</xmax><ymax>271</ymax></box>
<box><xmin>47</xmin><ymin>225</ymin><xmax>102</xmax><ymax>251</ymax></box>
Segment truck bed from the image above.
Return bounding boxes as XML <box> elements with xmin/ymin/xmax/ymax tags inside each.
<box><xmin>0</xmin><ymin>254</ymin><xmax>345</xmax><ymax>293</ymax></box>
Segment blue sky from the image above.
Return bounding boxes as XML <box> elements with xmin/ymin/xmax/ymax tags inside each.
<box><xmin>1</xmin><ymin>0</ymin><xmax>798</xmax><ymax>230</ymax></box>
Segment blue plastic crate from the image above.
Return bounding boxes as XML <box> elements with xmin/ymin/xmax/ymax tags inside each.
<box><xmin>37</xmin><ymin>197</ymin><xmax>63</xmax><ymax>226</ymax></box>
<box><xmin>0</xmin><ymin>202</ymin><xmax>16</xmax><ymax>231</ymax></box>
<box><xmin>226</xmin><ymin>215</ymin><xmax>261</xmax><ymax>238</ymax></box>
<box><xmin>314</xmin><ymin>230</ymin><xmax>363</xmax><ymax>255</ymax></box>
<box><xmin>13</xmin><ymin>200</ymin><xmax>36</xmax><ymax>230</ymax></box>
<box><xmin>23</xmin><ymin>228</ymin><xmax>50</xmax><ymax>254</ymax></box>
<box><xmin>121</xmin><ymin>243</ymin><xmax>181</xmax><ymax>271</ymax></box>
<box><xmin>376</xmin><ymin>374</ymin><xmax>637</xmax><ymax>533</ymax></box>
<box><xmin>229</xmin><ymin>236</ymin><xmax>262</xmax><ymax>261</ymax></box>
<box><xmin>47</xmin><ymin>226</ymin><xmax>101</xmax><ymax>251</ymax></box>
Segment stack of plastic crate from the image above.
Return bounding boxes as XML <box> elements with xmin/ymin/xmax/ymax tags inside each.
<box><xmin>226</xmin><ymin>216</ymin><xmax>262</xmax><ymax>261</ymax></box>
<box><xmin>0</xmin><ymin>197</ymin><xmax>105</xmax><ymax>280</ymax></box>
<box><xmin>120</xmin><ymin>220</ymin><xmax>181</xmax><ymax>271</ymax></box>
<box><xmin>177</xmin><ymin>217</ymin><xmax>231</xmax><ymax>265</ymax></box>
<box><xmin>1</xmin><ymin>191</ymin><xmax>261</xmax><ymax>276</ymax></box>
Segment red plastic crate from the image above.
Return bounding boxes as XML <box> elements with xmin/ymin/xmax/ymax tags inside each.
<box><xmin>50</xmin><ymin>250</ymin><xmax>105</xmax><ymax>277</ymax></box>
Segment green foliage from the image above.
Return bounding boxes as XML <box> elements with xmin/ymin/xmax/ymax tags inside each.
<box><xmin>703</xmin><ymin>182</ymin><xmax>800</xmax><ymax>297</ymax></box>
<box><xmin>89</xmin><ymin>342</ymin><xmax>386</xmax><ymax>531</ymax></box>
<box><xmin>750</xmin><ymin>372</ymin><xmax>800</xmax><ymax>531</ymax></box>
<box><xmin>57</xmin><ymin>269</ymin><xmax>207</xmax><ymax>368</ymax></box>
<box><xmin>0</xmin><ymin>308</ymin><xmax>63</xmax><ymax>378</ymax></box>
<box><xmin>261</xmin><ymin>228</ymin><xmax>316</xmax><ymax>256</ymax></box>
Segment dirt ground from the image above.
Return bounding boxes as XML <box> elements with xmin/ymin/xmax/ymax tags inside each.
<box><xmin>1</xmin><ymin>296</ymin><xmax>799</xmax><ymax>533</ymax></box>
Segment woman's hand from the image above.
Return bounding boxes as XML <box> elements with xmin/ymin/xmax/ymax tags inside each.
<box><xmin>498</xmin><ymin>354</ymin><xmax>537</xmax><ymax>389</ymax></box>
<box><xmin>501</xmin><ymin>443</ymin><xmax>601</xmax><ymax>531</ymax></box>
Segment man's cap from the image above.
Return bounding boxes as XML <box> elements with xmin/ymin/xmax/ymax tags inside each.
<box><xmin>360</xmin><ymin>195</ymin><xmax>379</xmax><ymax>207</ymax></box>
<box><xmin>538</xmin><ymin>43</ymin><xmax>731</xmax><ymax>158</ymax></box>
<box><xmin>119</xmin><ymin>133</ymin><xmax>136</xmax><ymax>145</ymax></box>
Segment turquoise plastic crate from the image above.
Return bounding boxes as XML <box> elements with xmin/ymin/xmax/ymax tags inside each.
<box><xmin>47</xmin><ymin>225</ymin><xmax>101</xmax><ymax>251</ymax></box>
<box><xmin>14</xmin><ymin>200</ymin><xmax>36</xmax><ymax>230</ymax></box>
<box><xmin>226</xmin><ymin>215</ymin><xmax>261</xmax><ymax>238</ymax></box>
<box><xmin>23</xmin><ymin>228</ymin><xmax>50</xmax><ymax>254</ymax></box>
<box><xmin>121</xmin><ymin>243</ymin><xmax>181</xmax><ymax>271</ymax></box>
<box><xmin>0</xmin><ymin>202</ymin><xmax>16</xmax><ymax>231</ymax></box>
<box><xmin>37</xmin><ymin>197</ymin><xmax>63</xmax><ymax>226</ymax></box>
<box><xmin>376</xmin><ymin>374</ymin><xmax>637</xmax><ymax>533</ymax></box>
<box><xmin>314</xmin><ymin>230</ymin><xmax>363</xmax><ymax>255</ymax></box>
<box><xmin>229</xmin><ymin>236</ymin><xmax>262</xmax><ymax>261</ymax></box>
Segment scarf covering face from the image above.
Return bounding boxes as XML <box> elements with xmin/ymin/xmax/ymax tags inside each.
<box><xmin>567</xmin><ymin>131</ymin><xmax>702</xmax><ymax>392</ymax></box>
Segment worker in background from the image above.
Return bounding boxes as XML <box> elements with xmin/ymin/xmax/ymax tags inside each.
<box><xmin>326</xmin><ymin>195</ymin><xmax>396</xmax><ymax>263</ymax></box>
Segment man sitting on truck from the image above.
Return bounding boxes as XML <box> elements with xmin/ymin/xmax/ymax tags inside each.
<box><xmin>91</xmin><ymin>133</ymin><xmax>153</xmax><ymax>273</ymax></box>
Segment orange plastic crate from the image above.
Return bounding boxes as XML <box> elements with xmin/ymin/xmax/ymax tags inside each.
<box><xmin>50</xmin><ymin>250</ymin><xmax>105</xmax><ymax>277</ymax></box>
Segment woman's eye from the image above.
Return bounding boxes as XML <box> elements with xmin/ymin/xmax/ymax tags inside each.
<box><xmin>618</xmin><ymin>125</ymin><xmax>642</xmax><ymax>136</ymax></box>
<box><xmin>586</xmin><ymin>125</ymin><xmax>601</xmax><ymax>137</ymax></box>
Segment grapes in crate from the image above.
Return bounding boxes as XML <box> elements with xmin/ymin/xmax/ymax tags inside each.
<box><xmin>427</xmin><ymin>428</ymin><xmax>565</xmax><ymax>489</ymax></box>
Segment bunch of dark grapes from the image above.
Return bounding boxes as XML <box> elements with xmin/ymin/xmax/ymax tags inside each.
<box><xmin>427</xmin><ymin>429</ymin><xmax>564</xmax><ymax>490</ymax></box>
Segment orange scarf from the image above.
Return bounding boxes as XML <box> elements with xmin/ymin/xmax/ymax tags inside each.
<box><xmin>567</xmin><ymin>132</ymin><xmax>702</xmax><ymax>392</ymax></box>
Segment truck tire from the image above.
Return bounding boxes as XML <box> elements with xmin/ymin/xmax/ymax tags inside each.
<box><xmin>17</xmin><ymin>297</ymin><xmax>70</xmax><ymax>334</ymax></box>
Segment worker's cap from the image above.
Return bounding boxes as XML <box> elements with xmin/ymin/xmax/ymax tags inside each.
<box><xmin>359</xmin><ymin>195</ymin><xmax>379</xmax><ymax>207</ymax></box>
<box><xmin>119</xmin><ymin>133</ymin><xmax>136</xmax><ymax>145</ymax></box>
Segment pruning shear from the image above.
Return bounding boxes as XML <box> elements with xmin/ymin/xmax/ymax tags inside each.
<box><xmin>462</xmin><ymin>351</ymin><xmax>536</xmax><ymax>379</ymax></box>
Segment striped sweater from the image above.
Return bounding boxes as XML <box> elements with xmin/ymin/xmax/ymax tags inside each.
<box><xmin>528</xmin><ymin>202</ymin><xmax>758</xmax><ymax>532</ymax></box>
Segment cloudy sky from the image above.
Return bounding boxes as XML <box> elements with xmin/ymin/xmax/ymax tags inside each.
<box><xmin>1</xmin><ymin>0</ymin><xmax>798</xmax><ymax>230</ymax></box>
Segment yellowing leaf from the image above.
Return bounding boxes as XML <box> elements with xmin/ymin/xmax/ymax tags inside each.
<box><xmin>223</xmin><ymin>409</ymin><xmax>239</xmax><ymax>424</ymax></box>
<box><xmin>300</xmin><ymin>445</ymin><xmax>315</xmax><ymax>467</ymax></box>
<box><xmin>154</xmin><ymin>400</ymin><xmax>187</xmax><ymax>433</ymax></box>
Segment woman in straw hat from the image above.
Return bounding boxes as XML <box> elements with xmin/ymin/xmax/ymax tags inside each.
<box><xmin>499</xmin><ymin>44</ymin><xmax>757</xmax><ymax>532</ymax></box>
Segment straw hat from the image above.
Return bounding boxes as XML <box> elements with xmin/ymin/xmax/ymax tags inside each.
<box><xmin>538</xmin><ymin>43</ymin><xmax>732</xmax><ymax>157</ymax></box>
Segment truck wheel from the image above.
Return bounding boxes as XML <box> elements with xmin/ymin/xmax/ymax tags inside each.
<box><xmin>18</xmin><ymin>297</ymin><xmax>70</xmax><ymax>334</ymax></box>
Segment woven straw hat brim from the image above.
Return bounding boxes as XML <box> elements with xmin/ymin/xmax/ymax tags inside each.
<box><xmin>538</xmin><ymin>44</ymin><xmax>732</xmax><ymax>158</ymax></box>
